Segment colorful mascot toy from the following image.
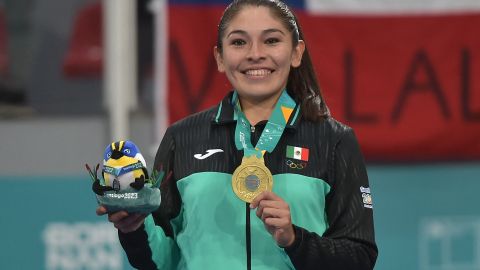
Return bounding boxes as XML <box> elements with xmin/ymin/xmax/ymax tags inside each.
<box><xmin>86</xmin><ymin>140</ymin><xmax>162</xmax><ymax>213</ymax></box>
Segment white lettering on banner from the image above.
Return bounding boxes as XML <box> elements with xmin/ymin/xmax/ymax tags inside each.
<box><xmin>419</xmin><ymin>217</ymin><xmax>480</xmax><ymax>270</ymax></box>
<box><xmin>43</xmin><ymin>222</ymin><xmax>122</xmax><ymax>270</ymax></box>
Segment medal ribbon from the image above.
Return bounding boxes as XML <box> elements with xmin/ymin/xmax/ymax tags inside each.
<box><xmin>232</xmin><ymin>89</ymin><xmax>296</xmax><ymax>158</ymax></box>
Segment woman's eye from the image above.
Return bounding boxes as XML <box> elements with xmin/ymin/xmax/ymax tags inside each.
<box><xmin>231</xmin><ymin>39</ymin><xmax>246</xmax><ymax>46</ymax></box>
<box><xmin>265</xmin><ymin>38</ymin><xmax>279</xmax><ymax>44</ymax></box>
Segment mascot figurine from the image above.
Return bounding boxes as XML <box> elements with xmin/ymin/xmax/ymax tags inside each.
<box><xmin>86</xmin><ymin>140</ymin><xmax>162</xmax><ymax>213</ymax></box>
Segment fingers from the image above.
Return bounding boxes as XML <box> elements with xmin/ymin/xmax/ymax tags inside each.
<box><xmin>251</xmin><ymin>192</ymin><xmax>290</xmax><ymax>221</ymax></box>
<box><xmin>250</xmin><ymin>191</ymin><xmax>280</xmax><ymax>209</ymax></box>
<box><xmin>251</xmin><ymin>191</ymin><xmax>292</xmax><ymax>227</ymax></box>
<box><xmin>259</xmin><ymin>207</ymin><xmax>291</xmax><ymax>225</ymax></box>
<box><xmin>249</xmin><ymin>191</ymin><xmax>295</xmax><ymax>247</ymax></box>
<box><xmin>263</xmin><ymin>215</ymin><xmax>291</xmax><ymax>228</ymax></box>
<box><xmin>255</xmin><ymin>200</ymin><xmax>289</xmax><ymax>219</ymax></box>
<box><xmin>108</xmin><ymin>211</ymin><xmax>129</xmax><ymax>223</ymax></box>
<box><xmin>96</xmin><ymin>205</ymin><xmax>147</xmax><ymax>233</ymax></box>
<box><xmin>96</xmin><ymin>205</ymin><xmax>108</xmax><ymax>216</ymax></box>
<box><xmin>114</xmin><ymin>213</ymin><xmax>147</xmax><ymax>233</ymax></box>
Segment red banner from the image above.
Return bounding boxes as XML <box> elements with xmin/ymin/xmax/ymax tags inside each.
<box><xmin>168</xmin><ymin>7</ymin><xmax>480</xmax><ymax>161</ymax></box>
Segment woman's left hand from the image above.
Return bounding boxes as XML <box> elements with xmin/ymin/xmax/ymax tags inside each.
<box><xmin>250</xmin><ymin>191</ymin><xmax>295</xmax><ymax>248</ymax></box>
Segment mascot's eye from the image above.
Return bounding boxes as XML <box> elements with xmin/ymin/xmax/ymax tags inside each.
<box><xmin>107</xmin><ymin>152</ymin><xmax>112</xmax><ymax>158</ymax></box>
<box><xmin>124</xmin><ymin>149</ymin><xmax>131</xmax><ymax>154</ymax></box>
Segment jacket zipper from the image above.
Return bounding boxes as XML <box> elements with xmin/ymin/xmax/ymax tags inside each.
<box><xmin>246</xmin><ymin>124</ymin><xmax>256</xmax><ymax>270</ymax></box>
<box><xmin>246</xmin><ymin>203</ymin><xmax>251</xmax><ymax>270</ymax></box>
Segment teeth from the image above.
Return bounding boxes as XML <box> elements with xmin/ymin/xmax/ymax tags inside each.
<box><xmin>245</xmin><ymin>69</ymin><xmax>271</xmax><ymax>76</ymax></box>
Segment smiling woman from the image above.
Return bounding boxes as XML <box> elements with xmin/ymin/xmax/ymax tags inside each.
<box><xmin>214</xmin><ymin>5</ymin><xmax>304</xmax><ymax>125</ymax></box>
<box><xmin>97</xmin><ymin>1</ymin><xmax>378</xmax><ymax>270</ymax></box>
<box><xmin>215</xmin><ymin>0</ymin><xmax>329</xmax><ymax>125</ymax></box>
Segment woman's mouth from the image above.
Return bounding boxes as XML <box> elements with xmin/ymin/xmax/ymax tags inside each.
<box><xmin>244</xmin><ymin>69</ymin><xmax>273</xmax><ymax>77</ymax></box>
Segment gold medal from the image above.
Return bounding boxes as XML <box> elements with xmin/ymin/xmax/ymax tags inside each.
<box><xmin>232</xmin><ymin>155</ymin><xmax>273</xmax><ymax>203</ymax></box>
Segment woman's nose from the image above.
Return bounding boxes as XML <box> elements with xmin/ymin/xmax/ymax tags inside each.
<box><xmin>247</xmin><ymin>42</ymin><xmax>266</xmax><ymax>61</ymax></box>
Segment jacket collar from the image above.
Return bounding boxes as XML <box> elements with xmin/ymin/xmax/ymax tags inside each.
<box><xmin>211</xmin><ymin>91</ymin><xmax>301</xmax><ymax>130</ymax></box>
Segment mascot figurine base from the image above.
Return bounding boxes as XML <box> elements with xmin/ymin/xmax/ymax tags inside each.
<box><xmin>86</xmin><ymin>140</ymin><xmax>162</xmax><ymax>214</ymax></box>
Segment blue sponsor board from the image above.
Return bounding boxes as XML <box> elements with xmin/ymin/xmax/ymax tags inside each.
<box><xmin>0</xmin><ymin>176</ymin><xmax>130</xmax><ymax>270</ymax></box>
<box><xmin>1</xmin><ymin>163</ymin><xmax>479</xmax><ymax>269</ymax></box>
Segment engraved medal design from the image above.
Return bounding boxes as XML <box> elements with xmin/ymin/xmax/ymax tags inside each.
<box><xmin>232</xmin><ymin>155</ymin><xmax>273</xmax><ymax>203</ymax></box>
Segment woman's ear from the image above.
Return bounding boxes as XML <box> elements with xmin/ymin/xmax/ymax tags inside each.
<box><xmin>214</xmin><ymin>46</ymin><xmax>225</xmax><ymax>72</ymax></box>
<box><xmin>291</xmin><ymin>40</ymin><xmax>305</xmax><ymax>68</ymax></box>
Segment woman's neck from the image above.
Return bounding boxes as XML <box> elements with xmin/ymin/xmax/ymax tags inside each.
<box><xmin>239</xmin><ymin>92</ymin><xmax>282</xmax><ymax>126</ymax></box>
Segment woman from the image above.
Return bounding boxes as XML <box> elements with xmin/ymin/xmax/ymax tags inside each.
<box><xmin>98</xmin><ymin>0</ymin><xmax>378</xmax><ymax>269</ymax></box>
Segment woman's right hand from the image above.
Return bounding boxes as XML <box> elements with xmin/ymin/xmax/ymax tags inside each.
<box><xmin>96</xmin><ymin>205</ymin><xmax>147</xmax><ymax>233</ymax></box>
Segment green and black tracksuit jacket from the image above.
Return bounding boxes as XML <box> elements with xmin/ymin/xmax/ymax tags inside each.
<box><xmin>119</xmin><ymin>92</ymin><xmax>378</xmax><ymax>270</ymax></box>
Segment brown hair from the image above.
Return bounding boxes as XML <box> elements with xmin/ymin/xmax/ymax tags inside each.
<box><xmin>216</xmin><ymin>0</ymin><xmax>330</xmax><ymax>121</ymax></box>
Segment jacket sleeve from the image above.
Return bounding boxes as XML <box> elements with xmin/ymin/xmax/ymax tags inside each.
<box><xmin>285</xmin><ymin>127</ymin><xmax>378</xmax><ymax>270</ymax></box>
<box><xmin>118</xmin><ymin>127</ymin><xmax>182</xmax><ymax>270</ymax></box>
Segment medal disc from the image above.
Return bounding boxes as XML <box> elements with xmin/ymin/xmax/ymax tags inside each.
<box><xmin>232</xmin><ymin>156</ymin><xmax>273</xmax><ymax>203</ymax></box>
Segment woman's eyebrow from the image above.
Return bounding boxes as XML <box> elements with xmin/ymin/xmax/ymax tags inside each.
<box><xmin>262</xmin><ymin>28</ymin><xmax>286</xmax><ymax>36</ymax></box>
<box><xmin>226</xmin><ymin>28</ymin><xmax>286</xmax><ymax>38</ymax></box>
<box><xmin>227</xmin><ymin>30</ymin><xmax>247</xmax><ymax>38</ymax></box>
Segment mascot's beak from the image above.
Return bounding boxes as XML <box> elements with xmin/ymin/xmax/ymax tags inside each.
<box><xmin>110</xmin><ymin>150</ymin><xmax>123</xmax><ymax>159</ymax></box>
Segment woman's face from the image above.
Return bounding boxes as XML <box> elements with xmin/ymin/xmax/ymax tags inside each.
<box><xmin>215</xmin><ymin>6</ymin><xmax>304</xmax><ymax>103</ymax></box>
